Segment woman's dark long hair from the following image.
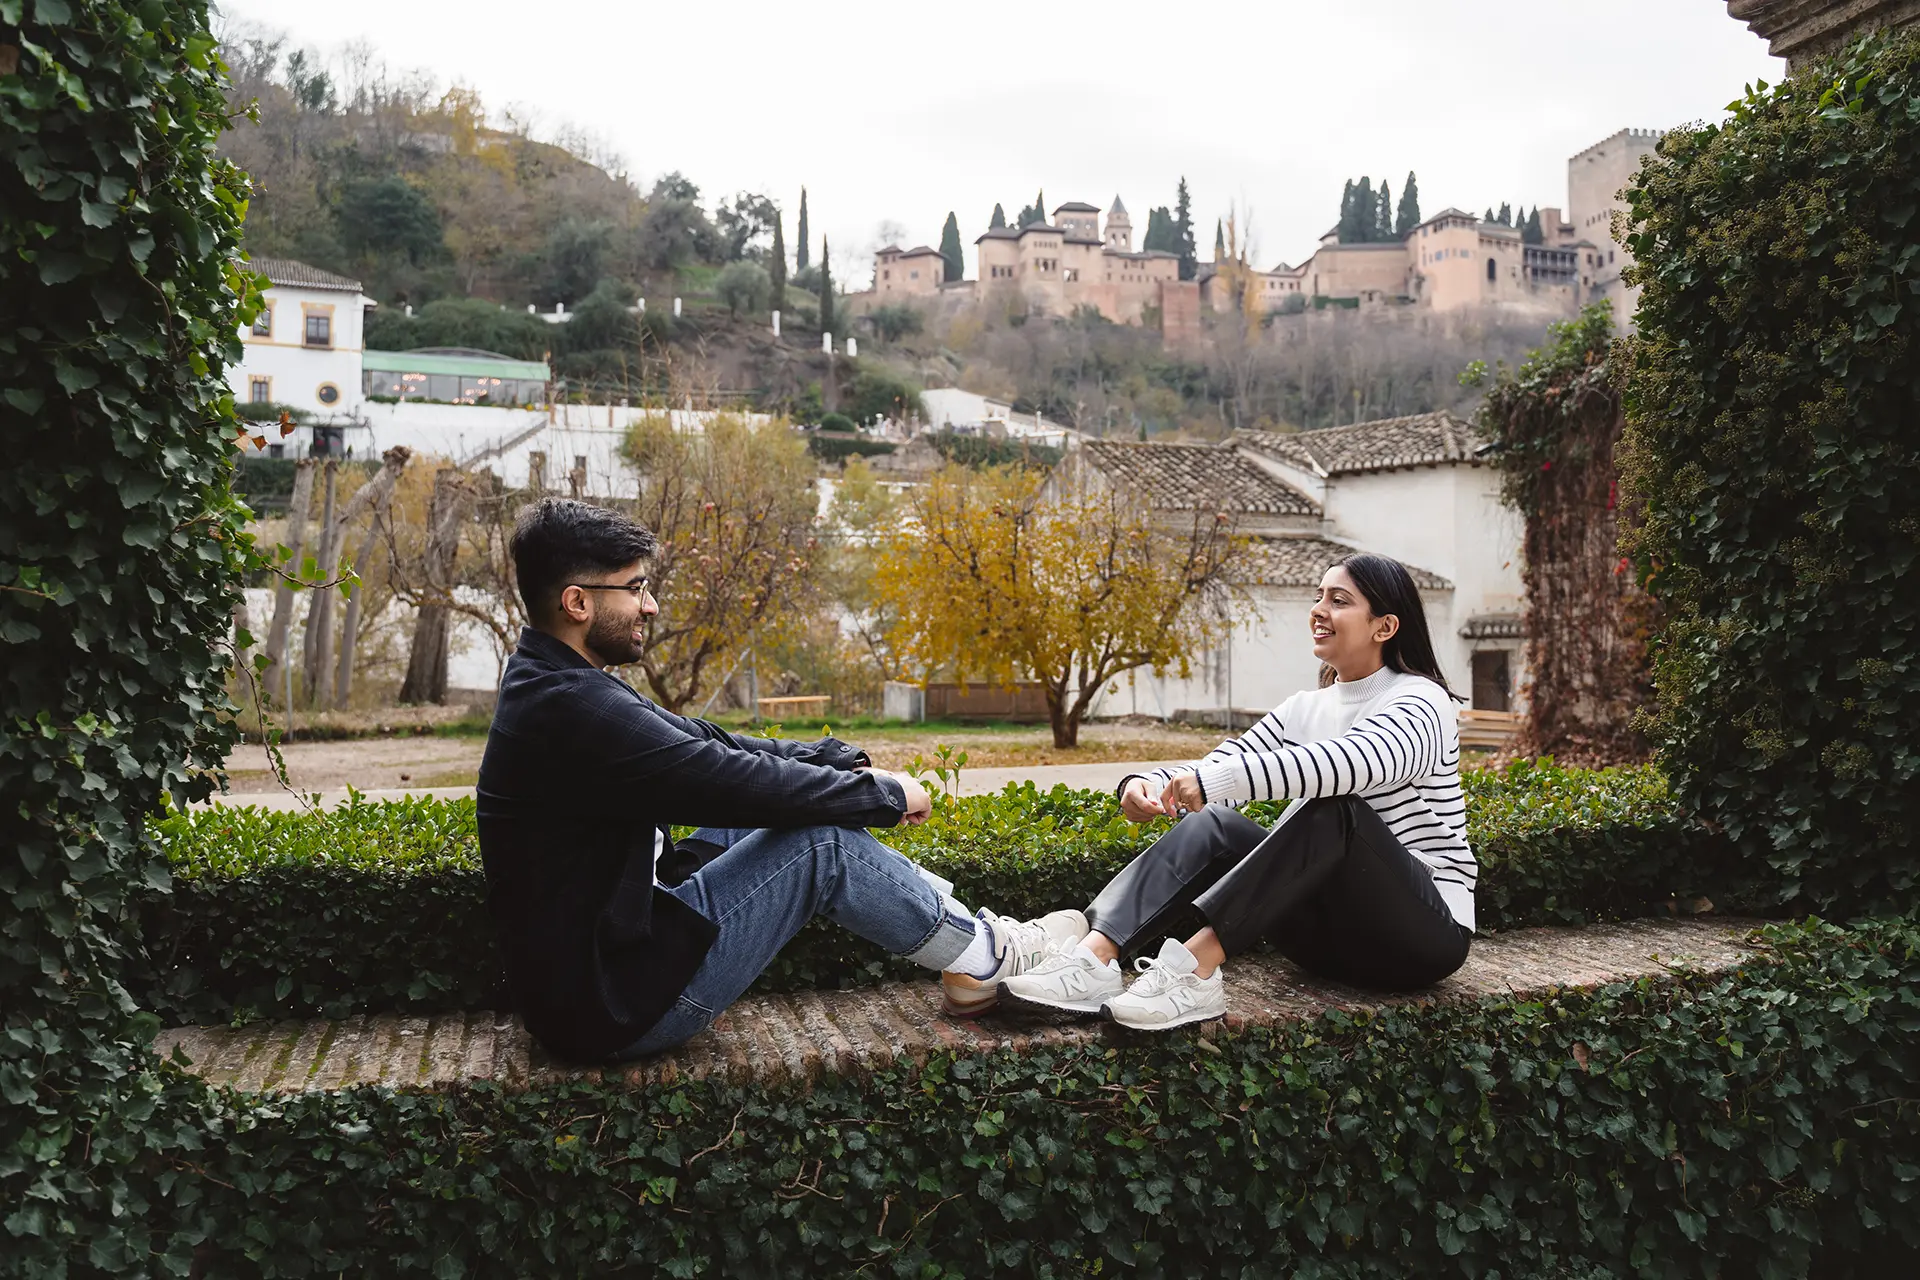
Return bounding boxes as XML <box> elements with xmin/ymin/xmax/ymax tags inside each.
<box><xmin>1319</xmin><ymin>553</ymin><xmax>1465</xmax><ymax>702</ymax></box>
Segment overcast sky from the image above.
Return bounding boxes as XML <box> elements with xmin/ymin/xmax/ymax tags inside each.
<box><xmin>218</xmin><ymin>0</ymin><xmax>1783</xmax><ymax>285</ymax></box>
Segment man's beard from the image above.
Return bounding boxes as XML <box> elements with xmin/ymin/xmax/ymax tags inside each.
<box><xmin>585</xmin><ymin>610</ymin><xmax>645</xmax><ymax>667</ymax></box>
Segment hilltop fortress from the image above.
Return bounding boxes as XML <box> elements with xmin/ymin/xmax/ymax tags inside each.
<box><xmin>859</xmin><ymin>129</ymin><xmax>1660</xmax><ymax>335</ymax></box>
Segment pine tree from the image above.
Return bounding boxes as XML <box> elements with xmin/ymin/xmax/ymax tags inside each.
<box><xmin>796</xmin><ymin>187</ymin><xmax>810</xmax><ymax>272</ymax></box>
<box><xmin>939</xmin><ymin>211</ymin><xmax>963</xmax><ymax>282</ymax></box>
<box><xmin>1173</xmin><ymin>177</ymin><xmax>1197</xmax><ymax>281</ymax></box>
<box><xmin>769</xmin><ymin>212</ymin><xmax>787</xmax><ymax>310</ymax></box>
<box><xmin>1376</xmin><ymin>179</ymin><xmax>1394</xmax><ymax>241</ymax></box>
<box><xmin>819</xmin><ymin>239</ymin><xmax>834</xmax><ymax>335</ymax></box>
<box><xmin>1394</xmin><ymin>172</ymin><xmax>1421</xmax><ymax>236</ymax></box>
<box><xmin>989</xmin><ymin>202</ymin><xmax>1007</xmax><ymax>230</ymax></box>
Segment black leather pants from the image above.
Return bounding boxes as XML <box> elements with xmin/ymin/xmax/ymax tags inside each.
<box><xmin>1084</xmin><ymin>797</ymin><xmax>1471</xmax><ymax>990</ymax></box>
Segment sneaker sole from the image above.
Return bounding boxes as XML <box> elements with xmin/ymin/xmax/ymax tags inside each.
<box><xmin>1099</xmin><ymin>1001</ymin><xmax>1227</xmax><ymax>1031</ymax></box>
<box><xmin>996</xmin><ymin>983</ymin><xmax>1113</xmax><ymax>1017</ymax></box>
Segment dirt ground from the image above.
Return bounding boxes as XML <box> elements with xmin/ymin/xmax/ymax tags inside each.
<box><xmin>218</xmin><ymin>719</ymin><xmax>1229</xmax><ymax>794</ymax></box>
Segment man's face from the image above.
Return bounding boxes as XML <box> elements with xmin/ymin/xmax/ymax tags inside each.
<box><xmin>571</xmin><ymin>561</ymin><xmax>658</xmax><ymax>668</ymax></box>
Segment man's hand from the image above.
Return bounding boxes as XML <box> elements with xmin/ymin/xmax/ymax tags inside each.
<box><xmin>872</xmin><ymin>769</ymin><xmax>933</xmax><ymax>825</ymax></box>
<box><xmin>1120</xmin><ymin>777</ymin><xmax>1167</xmax><ymax>822</ymax></box>
<box><xmin>1157</xmin><ymin>774</ymin><xmax>1205</xmax><ymax>818</ymax></box>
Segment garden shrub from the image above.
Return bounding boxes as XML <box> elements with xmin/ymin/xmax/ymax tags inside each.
<box><xmin>0</xmin><ymin>1</ymin><xmax>260</xmax><ymax>1270</ymax></box>
<box><xmin>1622</xmin><ymin>30</ymin><xmax>1920</xmax><ymax>918</ymax></box>
<box><xmin>142</xmin><ymin>763</ymin><xmax>1730</xmax><ymax>1023</ymax></box>
<box><xmin>154</xmin><ymin>918</ymin><xmax>1920</xmax><ymax>1279</ymax></box>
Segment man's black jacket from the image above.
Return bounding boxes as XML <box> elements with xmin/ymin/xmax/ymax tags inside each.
<box><xmin>476</xmin><ymin>628</ymin><xmax>907</xmax><ymax>1060</ymax></box>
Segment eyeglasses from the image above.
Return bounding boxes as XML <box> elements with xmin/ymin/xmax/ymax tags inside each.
<box><xmin>567</xmin><ymin>582</ymin><xmax>653</xmax><ymax>600</ymax></box>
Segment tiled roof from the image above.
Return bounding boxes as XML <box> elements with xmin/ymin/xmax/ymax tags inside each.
<box><xmin>246</xmin><ymin>256</ymin><xmax>364</xmax><ymax>293</ymax></box>
<box><xmin>1064</xmin><ymin>234</ymin><xmax>1103</xmax><ymax>246</ymax></box>
<box><xmin>1079</xmin><ymin>441</ymin><xmax>1319</xmax><ymax>515</ymax></box>
<box><xmin>1053</xmin><ymin>201</ymin><xmax>1101</xmax><ymax>213</ymax></box>
<box><xmin>1459</xmin><ymin>613</ymin><xmax>1525</xmax><ymax>639</ymax></box>
<box><xmin>897</xmin><ymin>245</ymin><xmax>944</xmax><ymax>258</ymax></box>
<box><xmin>1109</xmin><ymin>194</ymin><xmax>1128</xmax><ymax>216</ymax></box>
<box><xmin>975</xmin><ymin>226</ymin><xmax>1020</xmax><ymax>242</ymax></box>
<box><xmin>1239</xmin><ymin>536</ymin><xmax>1453</xmax><ymax>590</ymax></box>
<box><xmin>1236</xmin><ymin>412</ymin><xmax>1482</xmax><ymax>477</ymax></box>
<box><xmin>1016</xmin><ymin>223</ymin><xmax>1061</xmax><ymax>238</ymax></box>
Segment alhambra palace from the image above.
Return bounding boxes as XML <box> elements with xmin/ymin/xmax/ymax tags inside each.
<box><xmin>862</xmin><ymin>129</ymin><xmax>1662</xmax><ymax>336</ymax></box>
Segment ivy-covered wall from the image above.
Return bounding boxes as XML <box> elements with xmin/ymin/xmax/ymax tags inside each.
<box><xmin>0</xmin><ymin>2</ymin><xmax>260</xmax><ymax>1270</ymax></box>
<box><xmin>1622</xmin><ymin>30</ymin><xmax>1920</xmax><ymax>917</ymax></box>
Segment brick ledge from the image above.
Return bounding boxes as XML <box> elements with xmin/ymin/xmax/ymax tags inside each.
<box><xmin>156</xmin><ymin>918</ymin><xmax>1759</xmax><ymax>1094</ymax></box>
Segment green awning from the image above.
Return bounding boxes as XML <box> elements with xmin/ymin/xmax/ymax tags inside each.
<box><xmin>362</xmin><ymin>349</ymin><xmax>550</xmax><ymax>381</ymax></box>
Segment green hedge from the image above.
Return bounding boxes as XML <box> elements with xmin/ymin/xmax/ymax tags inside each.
<box><xmin>141</xmin><ymin>918</ymin><xmax>1919</xmax><ymax>1278</ymax></box>
<box><xmin>1622</xmin><ymin>30</ymin><xmax>1920</xmax><ymax>917</ymax></box>
<box><xmin>142</xmin><ymin>762</ymin><xmax>1732</xmax><ymax>1023</ymax></box>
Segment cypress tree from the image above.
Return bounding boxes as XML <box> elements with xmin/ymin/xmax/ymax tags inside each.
<box><xmin>1522</xmin><ymin>206</ymin><xmax>1544</xmax><ymax>245</ymax></box>
<box><xmin>1485</xmin><ymin>207</ymin><xmax>1496</xmax><ymax>223</ymax></box>
<box><xmin>939</xmin><ymin>211</ymin><xmax>963</xmax><ymax>282</ymax></box>
<box><xmin>1143</xmin><ymin>206</ymin><xmax>1173</xmax><ymax>253</ymax></box>
<box><xmin>1213</xmin><ymin>218</ymin><xmax>1225</xmax><ymax>261</ymax></box>
<box><xmin>1354</xmin><ymin>178</ymin><xmax>1375</xmax><ymax>242</ymax></box>
<box><xmin>769</xmin><ymin>212</ymin><xmax>787</xmax><ymax>311</ymax></box>
<box><xmin>819</xmin><ymin>239</ymin><xmax>834</xmax><ymax>334</ymax></box>
<box><xmin>1173</xmin><ymin>177</ymin><xmax>1197</xmax><ymax>281</ymax></box>
<box><xmin>1338</xmin><ymin>180</ymin><xmax>1359</xmax><ymax>243</ymax></box>
<box><xmin>989</xmin><ymin>202</ymin><xmax>1007</xmax><ymax>230</ymax></box>
<box><xmin>796</xmin><ymin>187</ymin><xmax>810</xmax><ymax>272</ymax></box>
<box><xmin>1395</xmin><ymin>172</ymin><xmax>1421</xmax><ymax>236</ymax></box>
<box><xmin>1376</xmin><ymin>179</ymin><xmax>1394</xmax><ymax>241</ymax></box>
<box><xmin>1497</xmin><ymin>201</ymin><xmax>1512</xmax><ymax>226</ymax></box>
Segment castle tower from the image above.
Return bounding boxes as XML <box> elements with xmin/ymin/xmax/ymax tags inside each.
<box><xmin>1105</xmin><ymin>195</ymin><xmax>1132</xmax><ymax>253</ymax></box>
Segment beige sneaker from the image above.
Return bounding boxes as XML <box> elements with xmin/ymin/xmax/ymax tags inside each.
<box><xmin>940</xmin><ymin>908</ymin><xmax>1088</xmax><ymax>1018</ymax></box>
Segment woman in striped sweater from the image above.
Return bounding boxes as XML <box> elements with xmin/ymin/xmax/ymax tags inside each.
<box><xmin>996</xmin><ymin>552</ymin><xmax>1474</xmax><ymax>1030</ymax></box>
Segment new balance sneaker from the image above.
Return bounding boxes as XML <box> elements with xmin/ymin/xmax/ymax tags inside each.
<box><xmin>940</xmin><ymin>908</ymin><xmax>1089</xmax><ymax>1018</ymax></box>
<box><xmin>1100</xmin><ymin>938</ymin><xmax>1227</xmax><ymax>1031</ymax></box>
<box><xmin>998</xmin><ymin>945</ymin><xmax>1125</xmax><ymax>1015</ymax></box>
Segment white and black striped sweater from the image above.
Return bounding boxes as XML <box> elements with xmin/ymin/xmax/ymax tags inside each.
<box><xmin>1126</xmin><ymin>665</ymin><xmax>1477</xmax><ymax>931</ymax></box>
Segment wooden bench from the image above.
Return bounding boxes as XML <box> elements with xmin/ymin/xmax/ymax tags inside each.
<box><xmin>155</xmin><ymin>919</ymin><xmax>1756</xmax><ymax>1093</ymax></box>
<box><xmin>1460</xmin><ymin>709</ymin><xmax>1523</xmax><ymax>750</ymax></box>
<box><xmin>755</xmin><ymin>695</ymin><xmax>832</xmax><ymax>722</ymax></box>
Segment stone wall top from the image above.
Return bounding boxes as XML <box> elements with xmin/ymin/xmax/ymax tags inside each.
<box><xmin>1727</xmin><ymin>0</ymin><xmax>1920</xmax><ymax>68</ymax></box>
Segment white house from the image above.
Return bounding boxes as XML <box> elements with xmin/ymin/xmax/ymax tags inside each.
<box><xmin>233</xmin><ymin>256</ymin><xmax>374</xmax><ymax>452</ymax></box>
<box><xmin>1072</xmin><ymin>413</ymin><xmax>1526</xmax><ymax>720</ymax></box>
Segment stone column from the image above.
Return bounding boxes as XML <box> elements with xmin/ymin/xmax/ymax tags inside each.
<box><xmin>1727</xmin><ymin>0</ymin><xmax>1920</xmax><ymax>68</ymax></box>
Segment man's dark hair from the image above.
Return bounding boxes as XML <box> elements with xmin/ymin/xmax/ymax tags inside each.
<box><xmin>511</xmin><ymin>498</ymin><xmax>657</xmax><ymax>622</ymax></box>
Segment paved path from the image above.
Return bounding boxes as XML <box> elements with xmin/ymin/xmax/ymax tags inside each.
<box><xmin>157</xmin><ymin>919</ymin><xmax>1757</xmax><ymax>1092</ymax></box>
<box><xmin>199</xmin><ymin>761</ymin><xmax>1190</xmax><ymax>812</ymax></box>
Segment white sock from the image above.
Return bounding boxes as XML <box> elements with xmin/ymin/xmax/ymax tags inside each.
<box><xmin>1074</xmin><ymin>941</ymin><xmax>1118</xmax><ymax>971</ymax></box>
<box><xmin>944</xmin><ymin>913</ymin><xmax>999</xmax><ymax>978</ymax></box>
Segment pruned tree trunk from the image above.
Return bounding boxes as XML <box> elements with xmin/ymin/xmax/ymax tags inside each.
<box><xmin>332</xmin><ymin>446</ymin><xmax>413</xmax><ymax>708</ymax></box>
<box><xmin>262</xmin><ymin>458</ymin><xmax>316</xmax><ymax>699</ymax></box>
<box><xmin>300</xmin><ymin>460</ymin><xmax>340</xmax><ymax>706</ymax></box>
<box><xmin>399</xmin><ymin>467</ymin><xmax>470</xmax><ymax>705</ymax></box>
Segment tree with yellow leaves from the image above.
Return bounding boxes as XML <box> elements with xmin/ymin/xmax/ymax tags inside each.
<box><xmin>875</xmin><ymin>461</ymin><xmax>1247</xmax><ymax>747</ymax></box>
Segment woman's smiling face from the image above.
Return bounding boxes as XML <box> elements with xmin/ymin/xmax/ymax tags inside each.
<box><xmin>1310</xmin><ymin>564</ymin><xmax>1397</xmax><ymax>677</ymax></box>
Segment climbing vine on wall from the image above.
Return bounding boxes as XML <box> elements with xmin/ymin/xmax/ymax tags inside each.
<box><xmin>0</xmin><ymin>2</ymin><xmax>262</xmax><ymax>1270</ymax></box>
<box><xmin>1466</xmin><ymin>306</ymin><xmax>1656</xmax><ymax>764</ymax></box>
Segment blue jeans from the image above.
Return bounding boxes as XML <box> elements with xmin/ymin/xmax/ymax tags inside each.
<box><xmin>615</xmin><ymin>826</ymin><xmax>975</xmax><ymax>1059</ymax></box>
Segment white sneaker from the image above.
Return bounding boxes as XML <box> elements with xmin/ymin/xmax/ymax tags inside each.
<box><xmin>940</xmin><ymin>908</ymin><xmax>1088</xmax><ymax>1018</ymax></box>
<box><xmin>1101</xmin><ymin>938</ymin><xmax>1227</xmax><ymax>1031</ymax></box>
<box><xmin>999</xmin><ymin>946</ymin><xmax>1125</xmax><ymax>1015</ymax></box>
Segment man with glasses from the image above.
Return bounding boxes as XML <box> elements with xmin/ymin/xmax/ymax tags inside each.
<box><xmin>477</xmin><ymin>498</ymin><xmax>1085</xmax><ymax>1062</ymax></box>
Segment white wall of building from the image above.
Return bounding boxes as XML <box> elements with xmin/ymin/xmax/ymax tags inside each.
<box><xmin>233</xmin><ymin>283</ymin><xmax>370</xmax><ymax>421</ymax></box>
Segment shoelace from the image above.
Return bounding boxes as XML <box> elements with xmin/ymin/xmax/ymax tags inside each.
<box><xmin>1128</xmin><ymin>955</ymin><xmax>1189</xmax><ymax>997</ymax></box>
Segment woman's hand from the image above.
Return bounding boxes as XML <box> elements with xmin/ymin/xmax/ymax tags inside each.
<box><xmin>1119</xmin><ymin>777</ymin><xmax>1166</xmax><ymax>822</ymax></box>
<box><xmin>1157</xmin><ymin>774</ymin><xmax>1205</xmax><ymax>817</ymax></box>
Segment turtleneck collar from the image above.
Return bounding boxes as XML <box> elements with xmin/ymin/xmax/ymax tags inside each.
<box><xmin>1333</xmin><ymin>663</ymin><xmax>1398</xmax><ymax>703</ymax></box>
